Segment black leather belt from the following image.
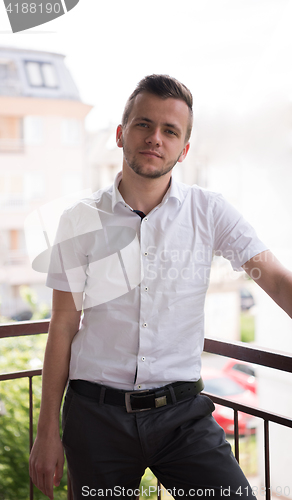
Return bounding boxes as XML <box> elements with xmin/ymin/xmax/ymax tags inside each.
<box><xmin>69</xmin><ymin>378</ymin><xmax>204</xmax><ymax>413</ymax></box>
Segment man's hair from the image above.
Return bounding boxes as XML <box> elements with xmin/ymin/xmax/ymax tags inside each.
<box><xmin>122</xmin><ymin>74</ymin><xmax>193</xmax><ymax>143</ymax></box>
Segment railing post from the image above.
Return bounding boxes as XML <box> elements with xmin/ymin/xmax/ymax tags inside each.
<box><xmin>264</xmin><ymin>420</ymin><xmax>271</xmax><ymax>500</ymax></box>
<box><xmin>234</xmin><ymin>410</ymin><xmax>239</xmax><ymax>463</ymax></box>
<box><xmin>29</xmin><ymin>376</ymin><xmax>34</xmax><ymax>500</ymax></box>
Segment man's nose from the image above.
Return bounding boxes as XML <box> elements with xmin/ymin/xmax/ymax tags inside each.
<box><xmin>145</xmin><ymin>128</ymin><xmax>162</xmax><ymax>146</ymax></box>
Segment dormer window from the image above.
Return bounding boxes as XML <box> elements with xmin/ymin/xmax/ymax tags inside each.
<box><xmin>25</xmin><ymin>61</ymin><xmax>58</xmax><ymax>88</ymax></box>
<box><xmin>0</xmin><ymin>62</ymin><xmax>9</xmax><ymax>80</ymax></box>
<box><xmin>0</xmin><ymin>59</ymin><xmax>18</xmax><ymax>89</ymax></box>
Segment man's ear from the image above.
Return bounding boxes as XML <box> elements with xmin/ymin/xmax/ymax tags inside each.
<box><xmin>177</xmin><ymin>142</ymin><xmax>190</xmax><ymax>163</ymax></box>
<box><xmin>116</xmin><ymin>125</ymin><xmax>123</xmax><ymax>148</ymax></box>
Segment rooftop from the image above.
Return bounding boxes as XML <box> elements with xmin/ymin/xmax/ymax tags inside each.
<box><xmin>0</xmin><ymin>46</ymin><xmax>80</xmax><ymax>101</ymax></box>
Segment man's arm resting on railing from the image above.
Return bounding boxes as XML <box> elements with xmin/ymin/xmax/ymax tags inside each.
<box><xmin>29</xmin><ymin>289</ymin><xmax>82</xmax><ymax>500</ymax></box>
<box><xmin>242</xmin><ymin>249</ymin><xmax>292</xmax><ymax>318</ymax></box>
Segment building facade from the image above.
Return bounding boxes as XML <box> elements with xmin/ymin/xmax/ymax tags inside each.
<box><xmin>0</xmin><ymin>46</ymin><xmax>92</xmax><ymax>318</ymax></box>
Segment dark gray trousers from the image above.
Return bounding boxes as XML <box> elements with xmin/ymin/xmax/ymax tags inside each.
<box><xmin>62</xmin><ymin>386</ymin><xmax>254</xmax><ymax>500</ymax></box>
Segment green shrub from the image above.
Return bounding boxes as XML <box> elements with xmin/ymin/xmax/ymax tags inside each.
<box><xmin>240</xmin><ymin>312</ymin><xmax>255</xmax><ymax>343</ymax></box>
<box><xmin>0</xmin><ymin>335</ymin><xmax>68</xmax><ymax>500</ymax></box>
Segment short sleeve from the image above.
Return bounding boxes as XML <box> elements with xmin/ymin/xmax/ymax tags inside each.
<box><xmin>46</xmin><ymin>210</ymin><xmax>88</xmax><ymax>293</ymax></box>
<box><xmin>212</xmin><ymin>194</ymin><xmax>268</xmax><ymax>271</ymax></box>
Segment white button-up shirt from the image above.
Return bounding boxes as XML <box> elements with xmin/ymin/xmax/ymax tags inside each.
<box><xmin>47</xmin><ymin>172</ymin><xmax>267</xmax><ymax>390</ymax></box>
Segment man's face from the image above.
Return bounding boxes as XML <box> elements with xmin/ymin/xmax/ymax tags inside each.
<box><xmin>116</xmin><ymin>92</ymin><xmax>190</xmax><ymax>179</ymax></box>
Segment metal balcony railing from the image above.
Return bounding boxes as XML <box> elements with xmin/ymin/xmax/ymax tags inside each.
<box><xmin>0</xmin><ymin>320</ymin><xmax>292</xmax><ymax>500</ymax></box>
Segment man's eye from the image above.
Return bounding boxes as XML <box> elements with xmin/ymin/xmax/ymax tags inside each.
<box><xmin>166</xmin><ymin>129</ymin><xmax>177</xmax><ymax>136</ymax></box>
<box><xmin>137</xmin><ymin>123</ymin><xmax>148</xmax><ymax>128</ymax></box>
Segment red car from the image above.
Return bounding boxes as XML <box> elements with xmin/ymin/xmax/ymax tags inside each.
<box><xmin>201</xmin><ymin>367</ymin><xmax>258</xmax><ymax>436</ymax></box>
<box><xmin>222</xmin><ymin>359</ymin><xmax>257</xmax><ymax>394</ymax></box>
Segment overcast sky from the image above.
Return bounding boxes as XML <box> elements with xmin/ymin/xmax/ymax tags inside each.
<box><xmin>1</xmin><ymin>0</ymin><xmax>292</xmax><ymax>130</ymax></box>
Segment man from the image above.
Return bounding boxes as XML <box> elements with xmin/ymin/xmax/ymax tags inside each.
<box><xmin>29</xmin><ymin>75</ymin><xmax>292</xmax><ymax>500</ymax></box>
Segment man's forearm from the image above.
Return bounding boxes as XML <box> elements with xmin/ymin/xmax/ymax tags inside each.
<box><xmin>243</xmin><ymin>250</ymin><xmax>292</xmax><ymax>319</ymax></box>
<box><xmin>30</xmin><ymin>290</ymin><xmax>81</xmax><ymax>499</ymax></box>
<box><xmin>270</xmin><ymin>270</ymin><xmax>292</xmax><ymax>319</ymax></box>
<box><xmin>36</xmin><ymin>320</ymin><xmax>73</xmax><ymax>434</ymax></box>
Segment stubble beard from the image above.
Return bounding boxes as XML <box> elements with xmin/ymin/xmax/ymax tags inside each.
<box><xmin>123</xmin><ymin>143</ymin><xmax>184</xmax><ymax>179</ymax></box>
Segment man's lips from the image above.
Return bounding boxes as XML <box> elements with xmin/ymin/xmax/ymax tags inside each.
<box><xmin>139</xmin><ymin>150</ymin><xmax>162</xmax><ymax>159</ymax></box>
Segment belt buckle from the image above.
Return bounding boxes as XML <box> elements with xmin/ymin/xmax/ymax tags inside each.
<box><xmin>125</xmin><ymin>389</ymin><xmax>151</xmax><ymax>413</ymax></box>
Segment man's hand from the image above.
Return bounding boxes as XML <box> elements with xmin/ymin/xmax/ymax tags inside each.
<box><xmin>29</xmin><ymin>433</ymin><xmax>64</xmax><ymax>500</ymax></box>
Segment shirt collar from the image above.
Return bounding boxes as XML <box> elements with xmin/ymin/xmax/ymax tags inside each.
<box><xmin>112</xmin><ymin>171</ymin><xmax>125</xmax><ymax>211</ymax></box>
<box><xmin>166</xmin><ymin>175</ymin><xmax>184</xmax><ymax>205</ymax></box>
<box><xmin>112</xmin><ymin>171</ymin><xmax>184</xmax><ymax>212</ymax></box>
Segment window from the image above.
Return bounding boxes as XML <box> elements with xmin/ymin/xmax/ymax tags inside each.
<box><xmin>0</xmin><ymin>60</ymin><xmax>20</xmax><ymax>94</ymax></box>
<box><xmin>23</xmin><ymin>116</ymin><xmax>43</xmax><ymax>145</ymax></box>
<box><xmin>61</xmin><ymin>119</ymin><xmax>81</xmax><ymax>145</ymax></box>
<box><xmin>25</xmin><ymin>62</ymin><xmax>42</xmax><ymax>86</ymax></box>
<box><xmin>0</xmin><ymin>174</ymin><xmax>25</xmax><ymax>210</ymax></box>
<box><xmin>24</xmin><ymin>173</ymin><xmax>44</xmax><ymax>200</ymax></box>
<box><xmin>10</xmin><ymin>174</ymin><xmax>23</xmax><ymax>196</ymax></box>
<box><xmin>10</xmin><ymin>229</ymin><xmax>19</xmax><ymax>251</ymax></box>
<box><xmin>8</xmin><ymin>228</ymin><xmax>27</xmax><ymax>264</ymax></box>
<box><xmin>0</xmin><ymin>116</ymin><xmax>23</xmax><ymax>152</ymax></box>
<box><xmin>42</xmin><ymin>63</ymin><xmax>58</xmax><ymax>88</ymax></box>
<box><xmin>0</xmin><ymin>62</ymin><xmax>9</xmax><ymax>80</ymax></box>
<box><xmin>25</xmin><ymin>61</ymin><xmax>58</xmax><ymax>88</ymax></box>
<box><xmin>0</xmin><ymin>172</ymin><xmax>44</xmax><ymax>210</ymax></box>
<box><xmin>0</xmin><ymin>59</ymin><xmax>17</xmax><ymax>81</ymax></box>
<box><xmin>232</xmin><ymin>364</ymin><xmax>255</xmax><ymax>377</ymax></box>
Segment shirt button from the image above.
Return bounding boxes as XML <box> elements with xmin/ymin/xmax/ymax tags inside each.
<box><xmin>144</xmin><ymin>287</ymin><xmax>148</xmax><ymax>292</ymax></box>
<box><xmin>137</xmin><ymin>385</ymin><xmax>142</xmax><ymax>389</ymax></box>
<box><xmin>143</xmin><ymin>323</ymin><xmax>147</xmax><ymax>327</ymax></box>
<box><xmin>141</xmin><ymin>357</ymin><xmax>146</xmax><ymax>361</ymax></box>
<box><xmin>144</xmin><ymin>251</ymin><xmax>148</xmax><ymax>256</ymax></box>
<box><xmin>144</xmin><ymin>217</ymin><xmax>148</xmax><ymax>221</ymax></box>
